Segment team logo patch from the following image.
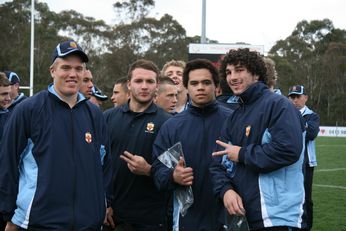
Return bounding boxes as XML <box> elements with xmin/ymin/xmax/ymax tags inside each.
<box><xmin>69</xmin><ymin>41</ymin><xmax>77</xmax><ymax>48</ymax></box>
<box><xmin>85</xmin><ymin>132</ymin><xmax>92</xmax><ymax>143</ymax></box>
<box><xmin>145</xmin><ymin>122</ymin><xmax>155</xmax><ymax>134</ymax></box>
<box><xmin>245</xmin><ymin>125</ymin><xmax>251</xmax><ymax>137</ymax></box>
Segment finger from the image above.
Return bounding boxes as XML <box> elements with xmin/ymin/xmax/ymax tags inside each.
<box><xmin>236</xmin><ymin>196</ymin><xmax>246</xmax><ymax>215</ymax></box>
<box><xmin>215</xmin><ymin>139</ymin><xmax>229</xmax><ymax>148</ymax></box>
<box><xmin>123</xmin><ymin>151</ymin><xmax>134</xmax><ymax>159</ymax></box>
<box><xmin>108</xmin><ymin>215</ymin><xmax>115</xmax><ymax>228</ymax></box>
<box><xmin>119</xmin><ymin>154</ymin><xmax>131</xmax><ymax>163</ymax></box>
<box><xmin>212</xmin><ymin>150</ymin><xmax>227</xmax><ymax>157</ymax></box>
<box><xmin>178</xmin><ymin>157</ymin><xmax>185</xmax><ymax>166</ymax></box>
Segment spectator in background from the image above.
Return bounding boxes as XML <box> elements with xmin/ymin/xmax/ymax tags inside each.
<box><xmin>288</xmin><ymin>85</ymin><xmax>320</xmax><ymax>231</ymax></box>
<box><xmin>210</xmin><ymin>48</ymin><xmax>306</xmax><ymax>231</ymax></box>
<box><xmin>110</xmin><ymin>77</ymin><xmax>129</xmax><ymax>107</ymax></box>
<box><xmin>0</xmin><ymin>72</ymin><xmax>11</xmax><ymax>231</ymax></box>
<box><xmin>80</xmin><ymin>69</ymin><xmax>94</xmax><ymax>98</ymax></box>
<box><xmin>103</xmin><ymin>59</ymin><xmax>171</xmax><ymax>231</ymax></box>
<box><xmin>215</xmin><ymin>77</ymin><xmax>238</xmax><ymax>110</ymax></box>
<box><xmin>162</xmin><ymin>60</ymin><xmax>188</xmax><ymax>113</ymax></box>
<box><xmin>0</xmin><ymin>72</ymin><xmax>11</xmax><ymax>140</ymax></box>
<box><xmin>4</xmin><ymin>71</ymin><xmax>27</xmax><ymax>111</ymax></box>
<box><xmin>154</xmin><ymin>76</ymin><xmax>178</xmax><ymax>114</ymax></box>
<box><xmin>0</xmin><ymin>40</ymin><xmax>111</xmax><ymax>230</ymax></box>
<box><xmin>263</xmin><ymin>57</ymin><xmax>281</xmax><ymax>94</ymax></box>
<box><xmin>90</xmin><ymin>85</ymin><xmax>108</xmax><ymax>108</ymax></box>
<box><xmin>152</xmin><ymin>59</ymin><xmax>231</xmax><ymax>230</ymax></box>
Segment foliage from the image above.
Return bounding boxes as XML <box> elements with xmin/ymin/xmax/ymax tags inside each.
<box><xmin>269</xmin><ymin>19</ymin><xmax>346</xmax><ymax>125</ymax></box>
<box><xmin>1</xmin><ymin>1</ymin><xmax>346</xmax><ymax>124</ymax></box>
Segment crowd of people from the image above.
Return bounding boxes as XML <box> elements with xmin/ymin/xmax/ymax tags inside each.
<box><xmin>0</xmin><ymin>40</ymin><xmax>320</xmax><ymax>231</ymax></box>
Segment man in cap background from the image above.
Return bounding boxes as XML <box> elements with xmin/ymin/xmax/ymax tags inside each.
<box><xmin>4</xmin><ymin>71</ymin><xmax>27</xmax><ymax>111</ymax></box>
<box><xmin>288</xmin><ymin>85</ymin><xmax>320</xmax><ymax>231</ymax></box>
<box><xmin>90</xmin><ymin>85</ymin><xmax>108</xmax><ymax>108</ymax></box>
<box><xmin>0</xmin><ymin>40</ymin><xmax>112</xmax><ymax>231</ymax></box>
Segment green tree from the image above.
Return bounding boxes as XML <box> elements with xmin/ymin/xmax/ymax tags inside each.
<box><xmin>270</xmin><ymin>19</ymin><xmax>346</xmax><ymax>125</ymax></box>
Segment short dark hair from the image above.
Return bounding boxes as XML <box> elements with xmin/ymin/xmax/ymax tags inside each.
<box><xmin>0</xmin><ymin>72</ymin><xmax>11</xmax><ymax>87</ymax></box>
<box><xmin>183</xmin><ymin>59</ymin><xmax>219</xmax><ymax>88</ymax></box>
<box><xmin>157</xmin><ymin>76</ymin><xmax>176</xmax><ymax>94</ymax></box>
<box><xmin>114</xmin><ymin>77</ymin><xmax>128</xmax><ymax>92</ymax></box>
<box><xmin>127</xmin><ymin>59</ymin><xmax>160</xmax><ymax>82</ymax></box>
<box><xmin>219</xmin><ymin>48</ymin><xmax>267</xmax><ymax>83</ymax></box>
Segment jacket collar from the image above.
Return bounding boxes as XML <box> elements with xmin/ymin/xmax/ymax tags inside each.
<box><xmin>187</xmin><ymin>100</ymin><xmax>219</xmax><ymax>116</ymax></box>
<box><xmin>238</xmin><ymin>82</ymin><xmax>268</xmax><ymax>105</ymax></box>
<box><xmin>122</xmin><ymin>100</ymin><xmax>158</xmax><ymax>114</ymax></box>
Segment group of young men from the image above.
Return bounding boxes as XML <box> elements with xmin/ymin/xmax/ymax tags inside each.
<box><xmin>0</xmin><ymin>40</ymin><xmax>320</xmax><ymax>231</ymax></box>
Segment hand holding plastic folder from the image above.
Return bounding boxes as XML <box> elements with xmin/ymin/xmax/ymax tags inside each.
<box><xmin>157</xmin><ymin>142</ymin><xmax>194</xmax><ymax>216</ymax></box>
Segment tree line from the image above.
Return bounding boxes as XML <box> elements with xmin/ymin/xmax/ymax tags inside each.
<box><xmin>1</xmin><ymin>0</ymin><xmax>345</xmax><ymax>125</ymax></box>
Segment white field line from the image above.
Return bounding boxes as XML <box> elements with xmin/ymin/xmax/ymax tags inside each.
<box><xmin>315</xmin><ymin>168</ymin><xmax>346</xmax><ymax>172</ymax></box>
<box><xmin>316</xmin><ymin>144</ymin><xmax>346</xmax><ymax>147</ymax></box>
<box><xmin>313</xmin><ymin>184</ymin><xmax>346</xmax><ymax>190</ymax></box>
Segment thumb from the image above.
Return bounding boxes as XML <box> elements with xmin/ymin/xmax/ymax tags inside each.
<box><xmin>178</xmin><ymin>156</ymin><xmax>185</xmax><ymax>166</ymax></box>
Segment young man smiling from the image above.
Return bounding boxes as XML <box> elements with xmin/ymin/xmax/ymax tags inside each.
<box><xmin>152</xmin><ymin>59</ymin><xmax>231</xmax><ymax>230</ymax></box>
<box><xmin>0</xmin><ymin>40</ymin><xmax>111</xmax><ymax>231</ymax></box>
<box><xmin>210</xmin><ymin>49</ymin><xmax>306</xmax><ymax>231</ymax></box>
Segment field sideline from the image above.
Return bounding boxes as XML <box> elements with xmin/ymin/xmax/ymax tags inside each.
<box><xmin>312</xmin><ymin>137</ymin><xmax>346</xmax><ymax>230</ymax></box>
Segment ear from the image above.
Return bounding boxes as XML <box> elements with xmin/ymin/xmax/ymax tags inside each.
<box><xmin>254</xmin><ymin>75</ymin><xmax>259</xmax><ymax>81</ymax></box>
<box><xmin>127</xmin><ymin>80</ymin><xmax>131</xmax><ymax>91</ymax></box>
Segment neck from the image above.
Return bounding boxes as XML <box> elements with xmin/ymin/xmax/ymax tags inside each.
<box><xmin>176</xmin><ymin>89</ymin><xmax>188</xmax><ymax>111</ymax></box>
<box><xmin>129</xmin><ymin>98</ymin><xmax>152</xmax><ymax>112</ymax></box>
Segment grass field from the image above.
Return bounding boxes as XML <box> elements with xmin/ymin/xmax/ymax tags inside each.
<box><xmin>312</xmin><ymin>137</ymin><xmax>346</xmax><ymax>231</ymax></box>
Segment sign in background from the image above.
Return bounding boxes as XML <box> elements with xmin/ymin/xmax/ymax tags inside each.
<box><xmin>318</xmin><ymin>126</ymin><xmax>346</xmax><ymax>137</ymax></box>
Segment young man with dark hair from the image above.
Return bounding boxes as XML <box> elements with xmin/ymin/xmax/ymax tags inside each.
<box><xmin>104</xmin><ymin>59</ymin><xmax>171</xmax><ymax>231</ymax></box>
<box><xmin>80</xmin><ymin>69</ymin><xmax>94</xmax><ymax>99</ymax></box>
<box><xmin>110</xmin><ymin>77</ymin><xmax>129</xmax><ymax>107</ymax></box>
<box><xmin>152</xmin><ymin>59</ymin><xmax>231</xmax><ymax>230</ymax></box>
<box><xmin>211</xmin><ymin>48</ymin><xmax>306</xmax><ymax>231</ymax></box>
<box><xmin>288</xmin><ymin>85</ymin><xmax>320</xmax><ymax>231</ymax></box>
<box><xmin>154</xmin><ymin>77</ymin><xmax>178</xmax><ymax>114</ymax></box>
<box><xmin>0</xmin><ymin>40</ymin><xmax>111</xmax><ymax>231</ymax></box>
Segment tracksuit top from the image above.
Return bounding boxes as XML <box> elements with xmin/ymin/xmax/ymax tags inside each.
<box><xmin>151</xmin><ymin>101</ymin><xmax>232</xmax><ymax>231</ymax></box>
<box><xmin>104</xmin><ymin>102</ymin><xmax>171</xmax><ymax>225</ymax></box>
<box><xmin>210</xmin><ymin>82</ymin><xmax>306</xmax><ymax>230</ymax></box>
<box><xmin>0</xmin><ymin>108</ymin><xmax>10</xmax><ymax>141</ymax></box>
<box><xmin>300</xmin><ymin>106</ymin><xmax>320</xmax><ymax>167</ymax></box>
<box><xmin>0</xmin><ymin>85</ymin><xmax>111</xmax><ymax>230</ymax></box>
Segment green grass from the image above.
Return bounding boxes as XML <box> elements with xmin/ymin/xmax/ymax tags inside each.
<box><xmin>312</xmin><ymin>137</ymin><xmax>346</xmax><ymax>231</ymax></box>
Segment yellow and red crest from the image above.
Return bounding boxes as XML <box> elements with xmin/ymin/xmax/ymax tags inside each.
<box><xmin>85</xmin><ymin>132</ymin><xmax>92</xmax><ymax>143</ymax></box>
<box><xmin>146</xmin><ymin>122</ymin><xmax>155</xmax><ymax>133</ymax></box>
<box><xmin>245</xmin><ymin>125</ymin><xmax>251</xmax><ymax>137</ymax></box>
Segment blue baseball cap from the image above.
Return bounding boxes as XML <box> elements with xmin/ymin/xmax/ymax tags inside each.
<box><xmin>4</xmin><ymin>71</ymin><xmax>20</xmax><ymax>85</ymax></box>
<box><xmin>92</xmin><ymin>86</ymin><xmax>108</xmax><ymax>101</ymax></box>
<box><xmin>288</xmin><ymin>85</ymin><xmax>306</xmax><ymax>96</ymax></box>
<box><xmin>51</xmin><ymin>40</ymin><xmax>89</xmax><ymax>64</ymax></box>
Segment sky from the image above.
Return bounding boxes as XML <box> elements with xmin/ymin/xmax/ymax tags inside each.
<box><xmin>1</xmin><ymin>0</ymin><xmax>346</xmax><ymax>52</ymax></box>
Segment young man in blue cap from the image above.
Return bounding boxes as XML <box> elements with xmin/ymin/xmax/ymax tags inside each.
<box><xmin>288</xmin><ymin>85</ymin><xmax>320</xmax><ymax>231</ymax></box>
<box><xmin>4</xmin><ymin>71</ymin><xmax>27</xmax><ymax>111</ymax></box>
<box><xmin>0</xmin><ymin>40</ymin><xmax>112</xmax><ymax>231</ymax></box>
<box><xmin>90</xmin><ymin>85</ymin><xmax>108</xmax><ymax>108</ymax></box>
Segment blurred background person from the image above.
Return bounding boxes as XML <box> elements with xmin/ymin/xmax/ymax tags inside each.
<box><xmin>5</xmin><ymin>71</ymin><xmax>27</xmax><ymax>111</ymax></box>
<box><xmin>161</xmin><ymin>60</ymin><xmax>188</xmax><ymax>113</ymax></box>
<box><xmin>110</xmin><ymin>77</ymin><xmax>129</xmax><ymax>107</ymax></box>
<box><xmin>90</xmin><ymin>85</ymin><xmax>108</xmax><ymax>108</ymax></box>
<box><xmin>263</xmin><ymin>57</ymin><xmax>281</xmax><ymax>94</ymax></box>
<box><xmin>80</xmin><ymin>68</ymin><xmax>94</xmax><ymax>98</ymax></box>
<box><xmin>288</xmin><ymin>85</ymin><xmax>320</xmax><ymax>231</ymax></box>
<box><xmin>154</xmin><ymin>76</ymin><xmax>178</xmax><ymax>114</ymax></box>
